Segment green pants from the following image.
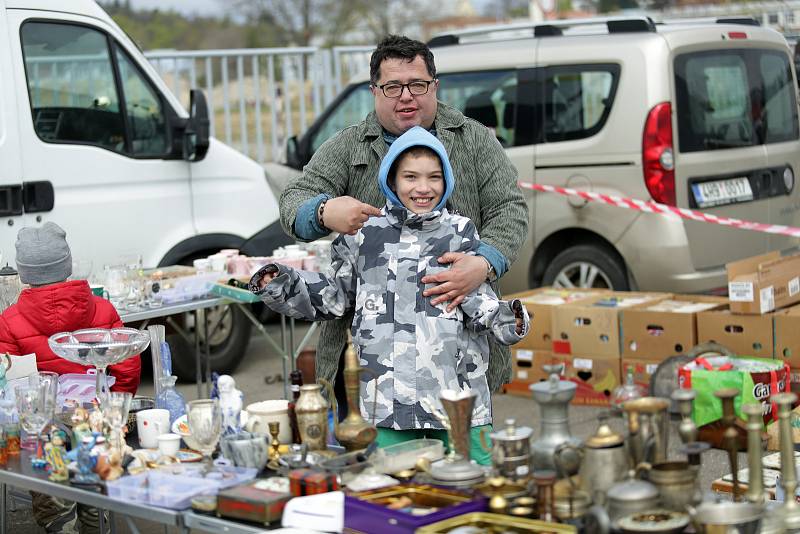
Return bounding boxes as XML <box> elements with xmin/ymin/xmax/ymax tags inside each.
<box><xmin>376</xmin><ymin>425</ymin><xmax>492</xmax><ymax>466</ymax></box>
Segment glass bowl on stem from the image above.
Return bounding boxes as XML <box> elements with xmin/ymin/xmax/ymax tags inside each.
<box><xmin>48</xmin><ymin>328</ymin><xmax>149</xmax><ymax>402</ymax></box>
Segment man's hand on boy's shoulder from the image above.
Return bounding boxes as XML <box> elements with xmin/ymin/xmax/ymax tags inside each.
<box><xmin>421</xmin><ymin>253</ymin><xmax>488</xmax><ymax>312</ymax></box>
<box><xmin>322</xmin><ymin>196</ymin><xmax>382</xmax><ymax>235</ymax></box>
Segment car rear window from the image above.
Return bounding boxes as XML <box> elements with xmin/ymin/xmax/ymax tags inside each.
<box><xmin>675</xmin><ymin>48</ymin><xmax>799</xmax><ymax>152</ymax></box>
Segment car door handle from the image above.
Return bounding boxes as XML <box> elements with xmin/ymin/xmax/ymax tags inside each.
<box><xmin>23</xmin><ymin>181</ymin><xmax>54</xmax><ymax>213</ymax></box>
<box><xmin>0</xmin><ymin>185</ymin><xmax>23</xmax><ymax>216</ymax></box>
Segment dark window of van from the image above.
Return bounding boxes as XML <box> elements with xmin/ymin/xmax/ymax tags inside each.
<box><xmin>542</xmin><ymin>65</ymin><xmax>620</xmax><ymax>142</ymax></box>
<box><xmin>115</xmin><ymin>48</ymin><xmax>168</xmax><ymax>156</ymax></box>
<box><xmin>20</xmin><ymin>21</ymin><xmax>169</xmax><ymax>158</ymax></box>
<box><xmin>21</xmin><ymin>22</ymin><xmax>125</xmax><ymax>151</ymax></box>
<box><xmin>675</xmin><ymin>49</ymin><xmax>799</xmax><ymax>152</ymax></box>
<box><xmin>437</xmin><ymin>70</ymin><xmax>518</xmax><ymax>147</ymax></box>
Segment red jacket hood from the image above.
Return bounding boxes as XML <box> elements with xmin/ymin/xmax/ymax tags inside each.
<box><xmin>16</xmin><ymin>280</ymin><xmax>97</xmax><ymax>336</ymax></box>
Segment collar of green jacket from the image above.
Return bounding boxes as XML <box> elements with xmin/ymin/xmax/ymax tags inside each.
<box><xmin>358</xmin><ymin>101</ymin><xmax>467</xmax><ymax>142</ymax></box>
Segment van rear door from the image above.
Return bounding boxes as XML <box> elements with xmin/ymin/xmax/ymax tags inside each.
<box><xmin>673</xmin><ymin>43</ymin><xmax>800</xmax><ymax>271</ymax></box>
<box><xmin>6</xmin><ymin>9</ymin><xmax>194</xmax><ymax>270</ymax></box>
<box><xmin>0</xmin><ymin>3</ymin><xmax>27</xmax><ymax>263</ymax></box>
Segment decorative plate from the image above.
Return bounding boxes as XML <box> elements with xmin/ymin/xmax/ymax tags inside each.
<box><xmin>175</xmin><ymin>449</ymin><xmax>203</xmax><ymax>462</ymax></box>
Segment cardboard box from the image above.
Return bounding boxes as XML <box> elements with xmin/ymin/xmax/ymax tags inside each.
<box><xmin>727</xmin><ymin>251</ymin><xmax>800</xmax><ymax>314</ymax></box>
<box><xmin>505</xmin><ymin>287</ymin><xmax>611</xmax><ymax>351</ymax></box>
<box><xmin>774</xmin><ymin>304</ymin><xmax>800</xmax><ymax>368</ymax></box>
<box><xmin>696</xmin><ymin>308</ymin><xmax>774</xmax><ymax>358</ymax></box>
<box><xmin>621</xmin><ymin>295</ymin><xmax>728</xmax><ymax>361</ymax></box>
<box><xmin>552</xmin><ymin>292</ymin><xmax>672</xmax><ymax>358</ymax></box>
<box><xmin>621</xmin><ymin>358</ymin><xmax>661</xmax><ymax>391</ymax></box>
<box><xmin>556</xmin><ymin>353</ymin><xmax>621</xmax><ymax>406</ymax></box>
<box><xmin>504</xmin><ymin>349</ymin><xmax>556</xmax><ymax>397</ymax></box>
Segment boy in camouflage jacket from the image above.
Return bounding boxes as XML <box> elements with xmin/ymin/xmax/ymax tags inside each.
<box><xmin>252</xmin><ymin>127</ymin><xmax>529</xmax><ymax>463</ymax></box>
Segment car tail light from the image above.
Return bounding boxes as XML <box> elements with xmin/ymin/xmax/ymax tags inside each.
<box><xmin>642</xmin><ymin>102</ymin><xmax>676</xmax><ymax>206</ymax></box>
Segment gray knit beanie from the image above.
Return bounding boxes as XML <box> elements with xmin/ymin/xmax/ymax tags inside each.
<box><xmin>15</xmin><ymin>222</ymin><xmax>72</xmax><ymax>285</ymax></box>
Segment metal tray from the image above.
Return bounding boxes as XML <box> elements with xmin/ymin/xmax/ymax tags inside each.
<box><xmin>416</xmin><ymin>512</ymin><xmax>577</xmax><ymax>533</ymax></box>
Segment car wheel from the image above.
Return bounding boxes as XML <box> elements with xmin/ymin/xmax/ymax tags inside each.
<box><xmin>168</xmin><ymin>300</ymin><xmax>253</xmax><ymax>383</ymax></box>
<box><xmin>542</xmin><ymin>244</ymin><xmax>629</xmax><ymax>290</ymax></box>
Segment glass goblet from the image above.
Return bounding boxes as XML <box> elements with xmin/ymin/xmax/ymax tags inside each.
<box><xmin>15</xmin><ymin>385</ymin><xmax>51</xmax><ymax>458</ymax></box>
<box><xmin>100</xmin><ymin>392</ymin><xmax>132</xmax><ymax>452</ymax></box>
<box><xmin>186</xmin><ymin>399</ymin><xmax>222</xmax><ymax>472</ymax></box>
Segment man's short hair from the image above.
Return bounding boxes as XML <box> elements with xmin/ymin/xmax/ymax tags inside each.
<box><xmin>370</xmin><ymin>35</ymin><xmax>436</xmax><ymax>85</ymax></box>
<box><xmin>388</xmin><ymin>145</ymin><xmax>442</xmax><ymax>188</ymax></box>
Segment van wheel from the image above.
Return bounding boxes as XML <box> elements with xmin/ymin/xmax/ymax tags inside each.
<box><xmin>542</xmin><ymin>244</ymin><xmax>629</xmax><ymax>290</ymax></box>
<box><xmin>168</xmin><ymin>303</ymin><xmax>252</xmax><ymax>382</ymax></box>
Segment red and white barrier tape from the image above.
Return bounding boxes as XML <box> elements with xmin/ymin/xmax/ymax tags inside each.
<box><xmin>518</xmin><ymin>181</ymin><xmax>800</xmax><ymax>238</ymax></box>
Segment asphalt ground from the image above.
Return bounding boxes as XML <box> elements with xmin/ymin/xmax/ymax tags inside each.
<box><xmin>6</xmin><ymin>320</ymin><xmax>745</xmax><ymax>533</ymax></box>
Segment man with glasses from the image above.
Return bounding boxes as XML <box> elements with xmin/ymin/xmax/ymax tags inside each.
<box><xmin>278</xmin><ymin>35</ymin><xmax>528</xmax><ymax>411</ymax></box>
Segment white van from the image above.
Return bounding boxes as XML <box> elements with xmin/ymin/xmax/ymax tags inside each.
<box><xmin>0</xmin><ymin>0</ymin><xmax>290</xmax><ymax>378</ymax></box>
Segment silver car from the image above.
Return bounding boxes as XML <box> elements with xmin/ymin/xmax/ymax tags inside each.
<box><xmin>271</xmin><ymin>17</ymin><xmax>800</xmax><ymax>295</ymax></box>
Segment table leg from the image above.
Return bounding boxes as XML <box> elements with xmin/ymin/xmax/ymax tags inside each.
<box><xmin>202</xmin><ymin>307</ymin><xmax>212</xmax><ymax>397</ymax></box>
<box><xmin>0</xmin><ymin>482</ymin><xmax>6</xmax><ymax>534</ymax></box>
<box><xmin>98</xmin><ymin>507</ymin><xmax>105</xmax><ymax>534</ymax></box>
<box><xmin>109</xmin><ymin>511</ymin><xmax>116</xmax><ymax>534</ymax></box>
<box><xmin>194</xmin><ymin>308</ymin><xmax>203</xmax><ymax>399</ymax></box>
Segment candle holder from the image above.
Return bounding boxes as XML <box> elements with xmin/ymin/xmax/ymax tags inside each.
<box><xmin>773</xmin><ymin>392</ymin><xmax>800</xmax><ymax>531</ymax></box>
<box><xmin>715</xmin><ymin>388</ymin><xmax>741</xmax><ymax>501</ymax></box>
<box><xmin>671</xmin><ymin>388</ymin><xmax>697</xmax><ymax>444</ymax></box>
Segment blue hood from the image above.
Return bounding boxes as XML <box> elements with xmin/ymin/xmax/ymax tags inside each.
<box><xmin>378</xmin><ymin>126</ymin><xmax>455</xmax><ymax>212</ymax></box>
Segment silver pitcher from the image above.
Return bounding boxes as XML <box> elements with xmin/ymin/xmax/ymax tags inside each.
<box><xmin>554</xmin><ymin>414</ymin><xmax>628</xmax><ymax>505</ymax></box>
<box><xmin>529</xmin><ymin>365</ymin><xmax>581</xmax><ymax>473</ymax></box>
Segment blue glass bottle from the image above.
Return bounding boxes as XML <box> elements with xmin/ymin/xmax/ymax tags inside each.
<box><xmin>156</xmin><ymin>375</ymin><xmax>186</xmax><ymax>425</ymax></box>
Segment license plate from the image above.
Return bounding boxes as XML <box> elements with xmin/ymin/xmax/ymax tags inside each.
<box><xmin>691</xmin><ymin>177</ymin><xmax>753</xmax><ymax>208</ymax></box>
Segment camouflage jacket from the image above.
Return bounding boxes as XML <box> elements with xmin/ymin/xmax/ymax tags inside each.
<box><xmin>255</xmin><ymin>203</ymin><xmax>529</xmax><ymax>430</ymax></box>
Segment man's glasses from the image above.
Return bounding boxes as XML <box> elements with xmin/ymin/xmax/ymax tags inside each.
<box><xmin>373</xmin><ymin>79</ymin><xmax>436</xmax><ymax>98</ymax></box>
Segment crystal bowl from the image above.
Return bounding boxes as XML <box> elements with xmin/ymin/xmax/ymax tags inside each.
<box><xmin>48</xmin><ymin>328</ymin><xmax>150</xmax><ymax>368</ymax></box>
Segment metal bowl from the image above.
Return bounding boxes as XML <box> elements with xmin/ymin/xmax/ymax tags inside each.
<box><xmin>127</xmin><ymin>396</ymin><xmax>155</xmax><ymax>437</ymax></box>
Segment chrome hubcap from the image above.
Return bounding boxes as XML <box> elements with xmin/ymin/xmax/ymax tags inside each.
<box><xmin>553</xmin><ymin>261</ymin><xmax>612</xmax><ymax>289</ymax></box>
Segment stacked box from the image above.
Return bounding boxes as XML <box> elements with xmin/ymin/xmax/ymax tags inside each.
<box><xmin>503</xmin><ymin>287</ymin><xmax>610</xmax><ymax>396</ymax></box>
<box><xmin>504</xmin><ymin>348</ymin><xmax>556</xmax><ymax>397</ymax></box>
<box><xmin>696</xmin><ymin>307</ymin><xmax>774</xmax><ymax>358</ymax></box>
<box><xmin>551</xmin><ymin>291</ymin><xmax>670</xmax><ymax>404</ymax></box>
<box><xmin>621</xmin><ymin>295</ymin><xmax>727</xmax><ymax>360</ymax></box>
<box><xmin>727</xmin><ymin>252</ymin><xmax>800</xmax><ymax>315</ymax></box>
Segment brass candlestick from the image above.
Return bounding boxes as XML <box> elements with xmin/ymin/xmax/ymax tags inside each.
<box><xmin>715</xmin><ymin>388</ymin><xmax>741</xmax><ymax>501</ymax></box>
<box><xmin>742</xmin><ymin>403</ymin><xmax>765</xmax><ymax>505</ymax></box>
<box><xmin>672</xmin><ymin>388</ymin><xmax>698</xmax><ymax>444</ymax></box>
<box><xmin>267</xmin><ymin>421</ymin><xmax>281</xmax><ymax>470</ymax></box>
<box><xmin>334</xmin><ymin>337</ymin><xmax>377</xmax><ymax>452</ymax></box>
<box><xmin>774</xmin><ymin>392</ymin><xmax>800</xmax><ymax>530</ymax></box>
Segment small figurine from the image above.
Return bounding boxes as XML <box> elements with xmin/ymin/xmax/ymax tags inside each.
<box><xmin>45</xmin><ymin>430</ymin><xmax>69</xmax><ymax>482</ymax></box>
<box><xmin>74</xmin><ymin>436</ymin><xmax>100</xmax><ymax>484</ymax></box>
<box><xmin>71</xmin><ymin>405</ymin><xmax>92</xmax><ymax>446</ymax></box>
<box><xmin>31</xmin><ymin>432</ymin><xmax>49</xmax><ymax>469</ymax></box>
<box><xmin>88</xmin><ymin>400</ymin><xmax>104</xmax><ymax>435</ymax></box>
<box><xmin>218</xmin><ymin>375</ymin><xmax>243</xmax><ymax>436</ymax></box>
<box><xmin>0</xmin><ymin>353</ymin><xmax>12</xmax><ymax>391</ymax></box>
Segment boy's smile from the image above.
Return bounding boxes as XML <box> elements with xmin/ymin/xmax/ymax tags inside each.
<box><xmin>394</xmin><ymin>153</ymin><xmax>444</xmax><ymax>214</ymax></box>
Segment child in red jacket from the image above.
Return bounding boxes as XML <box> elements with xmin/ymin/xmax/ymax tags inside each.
<box><xmin>0</xmin><ymin>222</ymin><xmax>140</xmax><ymax>393</ymax></box>
<box><xmin>0</xmin><ymin>222</ymin><xmax>140</xmax><ymax>534</ymax></box>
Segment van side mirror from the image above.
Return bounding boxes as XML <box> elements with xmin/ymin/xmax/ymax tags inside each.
<box><xmin>183</xmin><ymin>89</ymin><xmax>210</xmax><ymax>161</ymax></box>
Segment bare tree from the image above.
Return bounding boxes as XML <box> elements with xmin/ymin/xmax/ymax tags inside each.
<box><xmin>229</xmin><ymin>0</ymin><xmax>367</xmax><ymax>46</ymax></box>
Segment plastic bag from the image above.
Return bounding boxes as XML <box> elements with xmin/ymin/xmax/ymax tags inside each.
<box><xmin>678</xmin><ymin>356</ymin><xmax>789</xmax><ymax>427</ymax></box>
